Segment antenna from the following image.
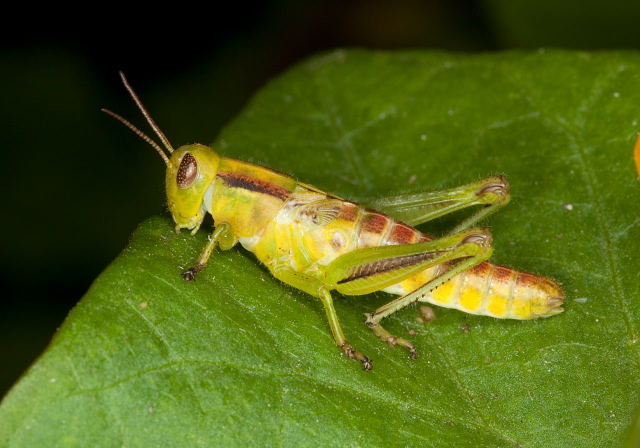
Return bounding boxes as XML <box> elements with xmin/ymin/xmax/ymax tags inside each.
<box><xmin>101</xmin><ymin>72</ymin><xmax>174</xmax><ymax>166</ymax></box>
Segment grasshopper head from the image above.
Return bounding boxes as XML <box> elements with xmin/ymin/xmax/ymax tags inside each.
<box><xmin>102</xmin><ymin>73</ymin><xmax>223</xmax><ymax>235</ymax></box>
<box><xmin>166</xmin><ymin>144</ymin><xmax>221</xmax><ymax>234</ymax></box>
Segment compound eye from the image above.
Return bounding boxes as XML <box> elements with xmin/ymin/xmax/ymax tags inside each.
<box><xmin>177</xmin><ymin>153</ymin><xmax>198</xmax><ymax>189</ymax></box>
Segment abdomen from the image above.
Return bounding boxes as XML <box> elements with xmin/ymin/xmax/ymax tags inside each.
<box><xmin>386</xmin><ymin>261</ymin><xmax>564</xmax><ymax>319</ymax></box>
<box><xmin>243</xmin><ymin>187</ymin><xmax>564</xmax><ymax>320</ymax></box>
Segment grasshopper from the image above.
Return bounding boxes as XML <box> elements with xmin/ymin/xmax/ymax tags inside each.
<box><xmin>104</xmin><ymin>72</ymin><xmax>564</xmax><ymax>370</ymax></box>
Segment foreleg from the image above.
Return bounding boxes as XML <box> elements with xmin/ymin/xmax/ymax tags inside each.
<box><xmin>182</xmin><ymin>223</ymin><xmax>237</xmax><ymax>281</ymax></box>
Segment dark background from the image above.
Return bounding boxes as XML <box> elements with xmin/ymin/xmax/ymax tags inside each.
<box><xmin>2</xmin><ymin>0</ymin><xmax>640</xmax><ymax>397</ymax></box>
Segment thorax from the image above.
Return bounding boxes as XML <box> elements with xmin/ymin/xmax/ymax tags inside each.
<box><xmin>204</xmin><ymin>157</ymin><xmax>298</xmax><ymax>238</ymax></box>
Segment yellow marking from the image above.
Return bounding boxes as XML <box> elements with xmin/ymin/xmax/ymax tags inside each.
<box><xmin>484</xmin><ymin>276</ymin><xmax>512</xmax><ymax>317</ymax></box>
<box><xmin>485</xmin><ymin>294</ymin><xmax>507</xmax><ymax>317</ymax></box>
<box><xmin>455</xmin><ymin>270</ymin><xmax>484</xmax><ymax>312</ymax></box>
<box><xmin>531</xmin><ymin>291</ymin><xmax>551</xmax><ymax>316</ymax></box>
<box><xmin>511</xmin><ymin>282</ymin><xmax>532</xmax><ymax>319</ymax></box>
<box><xmin>458</xmin><ymin>287</ymin><xmax>482</xmax><ymax>312</ymax></box>
<box><xmin>511</xmin><ymin>296</ymin><xmax>531</xmax><ymax>319</ymax></box>
<box><xmin>431</xmin><ymin>280</ymin><xmax>455</xmax><ymax>304</ymax></box>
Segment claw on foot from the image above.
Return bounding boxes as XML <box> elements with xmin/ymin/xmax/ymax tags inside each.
<box><xmin>182</xmin><ymin>264</ymin><xmax>203</xmax><ymax>282</ymax></box>
<box><xmin>390</xmin><ymin>337</ymin><xmax>417</xmax><ymax>358</ymax></box>
<box><xmin>341</xmin><ymin>343</ymin><xmax>373</xmax><ymax>370</ymax></box>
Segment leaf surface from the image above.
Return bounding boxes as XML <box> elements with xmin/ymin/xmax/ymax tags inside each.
<box><xmin>2</xmin><ymin>50</ymin><xmax>639</xmax><ymax>447</ymax></box>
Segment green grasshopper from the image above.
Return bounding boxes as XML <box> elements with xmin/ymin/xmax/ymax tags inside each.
<box><xmin>104</xmin><ymin>72</ymin><xmax>564</xmax><ymax>370</ymax></box>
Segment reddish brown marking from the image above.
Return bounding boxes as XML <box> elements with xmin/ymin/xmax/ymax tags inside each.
<box><xmin>361</xmin><ymin>211</ymin><xmax>391</xmax><ymax>235</ymax></box>
<box><xmin>337</xmin><ymin>202</ymin><xmax>359</xmax><ymax>222</ymax></box>
<box><xmin>386</xmin><ymin>222</ymin><xmax>419</xmax><ymax>245</ymax></box>
<box><xmin>513</xmin><ymin>270</ymin><xmax>565</xmax><ymax>306</ymax></box>
<box><xmin>515</xmin><ymin>271</ymin><xmax>537</xmax><ymax>286</ymax></box>
<box><xmin>538</xmin><ymin>276</ymin><xmax>564</xmax><ymax>294</ymax></box>
<box><xmin>491</xmin><ymin>264</ymin><xmax>516</xmax><ymax>283</ymax></box>
<box><xmin>489</xmin><ymin>264</ymin><xmax>564</xmax><ymax>298</ymax></box>
<box><xmin>217</xmin><ymin>171</ymin><xmax>290</xmax><ymax>200</ymax></box>
<box><xmin>513</xmin><ymin>269</ymin><xmax>559</xmax><ymax>291</ymax></box>
<box><xmin>467</xmin><ymin>260</ymin><xmax>492</xmax><ymax>276</ymax></box>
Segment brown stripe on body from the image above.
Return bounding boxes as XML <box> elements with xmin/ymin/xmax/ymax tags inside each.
<box><xmin>515</xmin><ymin>270</ymin><xmax>538</xmax><ymax>287</ymax></box>
<box><xmin>385</xmin><ymin>221</ymin><xmax>421</xmax><ymax>246</ymax></box>
<box><xmin>337</xmin><ymin>201</ymin><xmax>359</xmax><ymax>222</ymax></box>
<box><xmin>480</xmin><ymin>263</ymin><xmax>548</xmax><ymax>290</ymax></box>
<box><xmin>361</xmin><ymin>209</ymin><xmax>390</xmax><ymax>234</ymax></box>
<box><xmin>217</xmin><ymin>171</ymin><xmax>290</xmax><ymax>200</ymax></box>
<box><xmin>466</xmin><ymin>260</ymin><xmax>492</xmax><ymax>276</ymax></box>
<box><xmin>489</xmin><ymin>264</ymin><xmax>516</xmax><ymax>283</ymax></box>
<box><xmin>510</xmin><ymin>267</ymin><xmax>562</xmax><ymax>296</ymax></box>
<box><xmin>357</xmin><ymin>210</ymin><xmax>393</xmax><ymax>248</ymax></box>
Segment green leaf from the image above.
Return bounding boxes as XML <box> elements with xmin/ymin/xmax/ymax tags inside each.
<box><xmin>2</xmin><ymin>50</ymin><xmax>640</xmax><ymax>447</ymax></box>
